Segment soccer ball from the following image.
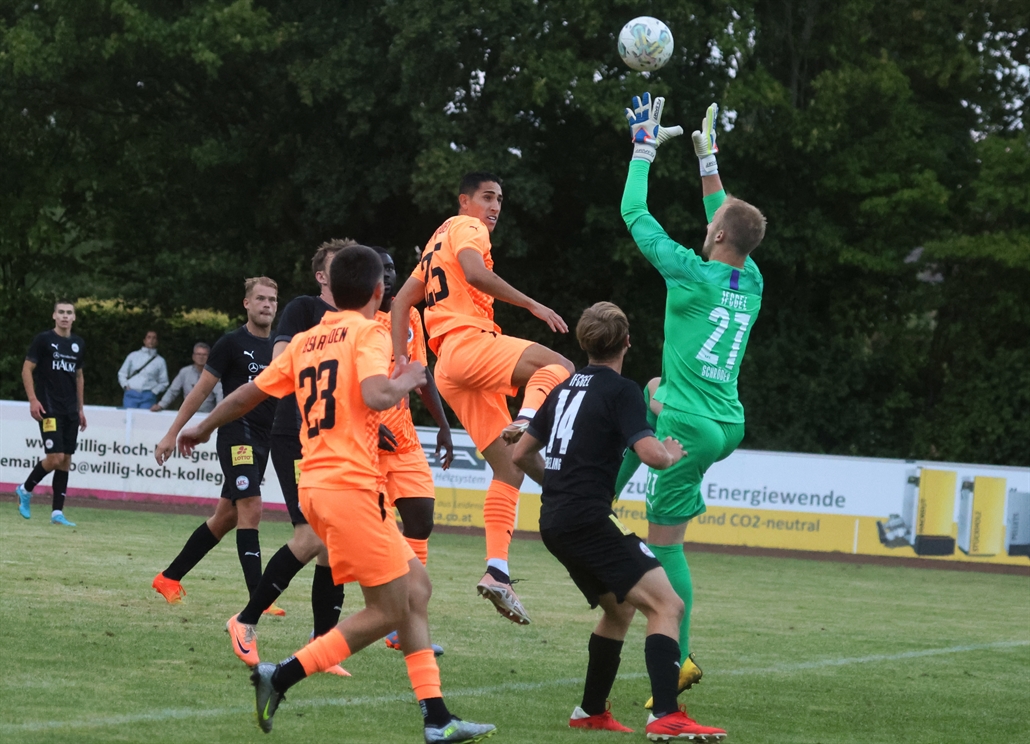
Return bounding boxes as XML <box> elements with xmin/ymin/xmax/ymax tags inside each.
<box><xmin>618</xmin><ymin>16</ymin><xmax>674</xmax><ymax>72</ymax></box>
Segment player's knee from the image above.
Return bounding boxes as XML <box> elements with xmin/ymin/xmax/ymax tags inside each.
<box><xmin>663</xmin><ymin>594</ymin><xmax>685</xmax><ymax>623</ymax></box>
<box><xmin>557</xmin><ymin>355</ymin><xmax>575</xmax><ymax>375</ymax></box>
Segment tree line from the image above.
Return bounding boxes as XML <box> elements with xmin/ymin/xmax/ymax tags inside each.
<box><xmin>2</xmin><ymin>0</ymin><xmax>1027</xmax><ymax>465</ymax></box>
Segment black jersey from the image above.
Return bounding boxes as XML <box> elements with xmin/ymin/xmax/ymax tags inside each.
<box><xmin>270</xmin><ymin>295</ymin><xmax>336</xmax><ymax>437</ymax></box>
<box><xmin>527</xmin><ymin>366</ymin><xmax>654</xmax><ymax>532</ymax></box>
<box><xmin>206</xmin><ymin>326</ymin><xmax>276</xmax><ymax>439</ymax></box>
<box><xmin>25</xmin><ymin>330</ymin><xmax>86</xmax><ymax>416</ymax></box>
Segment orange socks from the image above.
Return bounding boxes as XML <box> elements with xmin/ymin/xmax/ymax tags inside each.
<box><xmin>405</xmin><ymin>648</ymin><xmax>442</xmax><ymax>700</ymax></box>
<box><xmin>406</xmin><ymin>537</ymin><xmax>429</xmax><ymax>566</ymax></box>
<box><xmin>483</xmin><ymin>480</ymin><xmax>520</xmax><ymax>562</ymax></box>
<box><xmin>518</xmin><ymin>364</ymin><xmax>571</xmax><ymax>418</ymax></box>
<box><xmin>295</xmin><ymin>627</ymin><xmax>351</xmax><ymax>675</ymax></box>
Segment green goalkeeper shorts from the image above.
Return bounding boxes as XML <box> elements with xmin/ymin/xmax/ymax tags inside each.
<box><xmin>645</xmin><ymin>408</ymin><xmax>744</xmax><ymax>525</ymax></box>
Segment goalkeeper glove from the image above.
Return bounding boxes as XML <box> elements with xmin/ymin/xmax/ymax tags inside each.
<box><xmin>625</xmin><ymin>92</ymin><xmax>684</xmax><ymax>164</ymax></box>
<box><xmin>691</xmin><ymin>102</ymin><xmax>719</xmax><ymax>176</ymax></box>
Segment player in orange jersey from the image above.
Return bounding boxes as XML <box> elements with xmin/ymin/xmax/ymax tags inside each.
<box><xmin>178</xmin><ymin>245</ymin><xmax>495</xmax><ymax>742</ymax></box>
<box><xmin>390</xmin><ymin>172</ymin><xmax>575</xmax><ymax>625</ymax></box>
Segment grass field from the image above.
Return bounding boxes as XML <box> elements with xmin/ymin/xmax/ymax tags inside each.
<box><xmin>1</xmin><ymin>504</ymin><xmax>1028</xmax><ymax>744</ymax></box>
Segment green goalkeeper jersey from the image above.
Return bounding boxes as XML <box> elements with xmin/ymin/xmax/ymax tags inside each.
<box><xmin>621</xmin><ymin>160</ymin><xmax>763</xmax><ymax>424</ymax></box>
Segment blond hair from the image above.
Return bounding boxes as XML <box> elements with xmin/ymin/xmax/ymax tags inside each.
<box><xmin>576</xmin><ymin>302</ymin><xmax>629</xmax><ymax>361</ymax></box>
<box><xmin>244</xmin><ymin>276</ymin><xmax>278</xmax><ymax>297</ymax></box>
<box><xmin>719</xmin><ymin>196</ymin><xmax>767</xmax><ymax>256</ymax></box>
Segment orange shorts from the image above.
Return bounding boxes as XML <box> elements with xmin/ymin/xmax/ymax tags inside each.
<box><xmin>299</xmin><ymin>486</ymin><xmax>415</xmax><ymax>587</ymax></box>
<box><xmin>379</xmin><ymin>450</ymin><xmax>436</xmax><ymax>507</ymax></box>
<box><xmin>434</xmin><ymin>327</ymin><xmax>534</xmax><ymax>452</ymax></box>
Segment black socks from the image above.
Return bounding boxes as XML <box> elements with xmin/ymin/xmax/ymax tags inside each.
<box><xmin>51</xmin><ymin>470</ymin><xmax>69</xmax><ymax>512</ymax></box>
<box><xmin>164</xmin><ymin>522</ymin><xmax>220</xmax><ymax>581</ymax></box>
<box><xmin>644</xmin><ymin>633</ymin><xmax>681</xmax><ymax>718</ymax></box>
<box><xmin>24</xmin><ymin>461</ymin><xmax>48</xmax><ymax>491</ymax></box>
<box><xmin>238</xmin><ymin>544</ymin><xmax>305</xmax><ymax>625</ymax></box>
<box><xmin>581</xmin><ymin>633</ymin><xmax>624</xmax><ymax>715</ymax></box>
<box><xmin>311</xmin><ymin>564</ymin><xmax>345</xmax><ymax>637</ymax></box>
<box><xmin>236</xmin><ymin>529</ymin><xmax>262</xmax><ymax>596</ymax></box>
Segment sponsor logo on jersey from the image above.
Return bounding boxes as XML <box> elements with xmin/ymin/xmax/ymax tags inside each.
<box><xmin>42</xmin><ymin>418</ymin><xmax>57</xmax><ymax>432</ymax></box>
<box><xmin>45</xmin><ymin>439</ymin><xmax>54</xmax><ymax>449</ymax></box>
<box><xmin>407</xmin><ymin>327</ymin><xmax>414</xmax><ymax>343</ymax></box>
<box><xmin>248</xmin><ymin>362</ymin><xmax>260</xmax><ymax>374</ymax></box>
<box><xmin>231</xmin><ymin>445</ymin><xmax>254</xmax><ymax>466</ymax></box>
<box><xmin>243</xmin><ymin>350</ymin><xmax>255</xmax><ymax>359</ymax></box>
<box><xmin>293</xmin><ymin>459</ymin><xmax>302</xmax><ymax>484</ymax></box>
<box><xmin>639</xmin><ymin>542</ymin><xmax>656</xmax><ymax>559</ymax></box>
<box><xmin>235</xmin><ymin>475</ymin><xmax>250</xmax><ymax>490</ymax></box>
<box><xmin>71</xmin><ymin>343</ymin><xmax>80</xmax><ymax>352</ymax></box>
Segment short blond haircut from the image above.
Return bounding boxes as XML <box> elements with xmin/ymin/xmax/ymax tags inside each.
<box><xmin>244</xmin><ymin>276</ymin><xmax>278</xmax><ymax>297</ymax></box>
<box><xmin>719</xmin><ymin>196</ymin><xmax>767</xmax><ymax>256</ymax></box>
<box><xmin>576</xmin><ymin>301</ymin><xmax>629</xmax><ymax>361</ymax></box>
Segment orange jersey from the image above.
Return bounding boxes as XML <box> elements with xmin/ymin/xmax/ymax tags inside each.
<box><xmin>413</xmin><ymin>215</ymin><xmax>501</xmax><ymax>353</ymax></box>
<box><xmin>374</xmin><ymin>307</ymin><xmax>427</xmax><ymax>454</ymax></box>
<box><xmin>254</xmin><ymin>310</ymin><xmax>389</xmax><ymax>492</ymax></box>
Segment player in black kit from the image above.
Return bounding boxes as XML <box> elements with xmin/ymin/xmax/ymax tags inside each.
<box><xmin>16</xmin><ymin>300</ymin><xmax>87</xmax><ymax>527</ymax></box>
<box><xmin>225</xmin><ymin>240</ymin><xmax>353</xmax><ymax>674</ymax></box>
<box><xmin>512</xmin><ymin>302</ymin><xmax>726</xmax><ymax>741</ymax></box>
<box><xmin>151</xmin><ymin>278</ymin><xmax>279</xmax><ymax>606</ymax></box>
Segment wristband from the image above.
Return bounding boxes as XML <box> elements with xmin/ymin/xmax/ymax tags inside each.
<box><xmin>699</xmin><ymin>154</ymin><xmax>718</xmax><ymax>176</ymax></box>
<box><xmin>632</xmin><ymin>143</ymin><xmax>657</xmax><ymax>164</ymax></box>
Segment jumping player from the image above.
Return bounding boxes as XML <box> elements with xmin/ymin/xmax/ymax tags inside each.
<box><xmin>622</xmin><ymin>94</ymin><xmax>766</xmax><ymax>710</ymax></box>
<box><xmin>390</xmin><ymin>172</ymin><xmax>575</xmax><ymax>625</ymax></box>
<box><xmin>512</xmin><ymin>302</ymin><xmax>725</xmax><ymax>740</ymax></box>
<box><xmin>178</xmin><ymin>244</ymin><xmax>495</xmax><ymax>743</ymax></box>
<box><xmin>226</xmin><ymin>241</ymin><xmax>353</xmax><ymax>673</ymax></box>
<box><xmin>151</xmin><ymin>278</ymin><xmax>279</xmax><ymax>607</ymax></box>
<box><xmin>15</xmin><ymin>300</ymin><xmax>86</xmax><ymax>527</ymax></box>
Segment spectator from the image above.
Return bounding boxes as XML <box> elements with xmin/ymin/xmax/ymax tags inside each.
<box><xmin>118</xmin><ymin>330</ymin><xmax>169</xmax><ymax>408</ymax></box>
<box><xmin>151</xmin><ymin>342</ymin><xmax>223</xmax><ymax>413</ymax></box>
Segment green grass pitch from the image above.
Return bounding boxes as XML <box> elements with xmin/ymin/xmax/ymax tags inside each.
<box><xmin>1</xmin><ymin>504</ymin><xmax>1027</xmax><ymax>743</ymax></box>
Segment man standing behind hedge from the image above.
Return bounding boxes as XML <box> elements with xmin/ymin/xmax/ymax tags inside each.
<box><xmin>118</xmin><ymin>330</ymin><xmax>169</xmax><ymax>408</ymax></box>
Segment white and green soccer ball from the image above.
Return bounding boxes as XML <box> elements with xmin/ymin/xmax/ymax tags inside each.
<box><xmin>618</xmin><ymin>16</ymin><xmax>674</xmax><ymax>72</ymax></box>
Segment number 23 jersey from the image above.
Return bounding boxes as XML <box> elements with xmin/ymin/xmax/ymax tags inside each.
<box><xmin>253</xmin><ymin>310</ymin><xmax>389</xmax><ymax>493</ymax></box>
<box><xmin>413</xmin><ymin>215</ymin><xmax>501</xmax><ymax>354</ymax></box>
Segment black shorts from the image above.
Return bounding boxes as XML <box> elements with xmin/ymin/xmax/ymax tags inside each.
<box><xmin>216</xmin><ymin>433</ymin><xmax>269</xmax><ymax>502</ymax></box>
<box><xmin>541</xmin><ymin>513</ymin><xmax>661</xmax><ymax>608</ymax></box>
<box><xmin>39</xmin><ymin>413</ymin><xmax>79</xmax><ymax>455</ymax></box>
<box><xmin>270</xmin><ymin>433</ymin><xmax>306</xmax><ymax>526</ymax></box>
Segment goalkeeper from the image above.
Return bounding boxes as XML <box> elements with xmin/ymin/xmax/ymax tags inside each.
<box><xmin>620</xmin><ymin>93</ymin><xmax>766</xmax><ymax>709</ymax></box>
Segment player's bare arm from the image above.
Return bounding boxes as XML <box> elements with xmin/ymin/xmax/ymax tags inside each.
<box><xmin>417</xmin><ymin>370</ymin><xmax>454</xmax><ymax>469</ymax></box>
<box><xmin>456</xmin><ymin>250</ymin><xmax>568</xmax><ymax>333</ymax></box>
<box><xmin>390</xmin><ymin>276</ymin><xmax>424</xmax><ymax>363</ymax></box>
<box><xmin>177</xmin><ymin>382</ymin><xmax>270</xmax><ymax>455</ymax></box>
<box><xmin>154</xmin><ymin>369</ymin><xmax>222</xmax><ymax>464</ymax></box>
<box><xmin>21</xmin><ymin>360</ymin><xmax>44</xmax><ymax>421</ymax></box>
<box><xmin>633</xmin><ymin>435</ymin><xmax>685</xmax><ymax>470</ymax></box>
<box><xmin>511</xmin><ymin>431</ymin><xmax>546</xmax><ymax>485</ymax></box>
<box><xmin>361</xmin><ymin>359</ymin><xmax>427</xmax><ymax>411</ymax></box>
<box><xmin>76</xmin><ymin>368</ymin><xmax>87</xmax><ymax>431</ymax></box>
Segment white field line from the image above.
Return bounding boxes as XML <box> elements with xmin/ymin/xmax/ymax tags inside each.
<box><xmin>2</xmin><ymin>640</ymin><xmax>1026</xmax><ymax>734</ymax></box>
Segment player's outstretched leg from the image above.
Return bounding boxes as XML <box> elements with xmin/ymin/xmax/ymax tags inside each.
<box><xmin>154</xmin><ymin>497</ymin><xmax>238</xmax><ymax>603</ymax></box>
<box><xmin>476</xmin><ymin>443</ymin><xmax>530</xmax><ymax>624</ymax></box>
<box><xmin>396</xmin><ymin>560</ymin><xmax>496</xmax><ymax>743</ymax></box>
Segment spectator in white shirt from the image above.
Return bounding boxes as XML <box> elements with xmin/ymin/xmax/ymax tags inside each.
<box><xmin>151</xmin><ymin>342</ymin><xmax>223</xmax><ymax>413</ymax></box>
<box><xmin>118</xmin><ymin>330</ymin><xmax>169</xmax><ymax>408</ymax></box>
